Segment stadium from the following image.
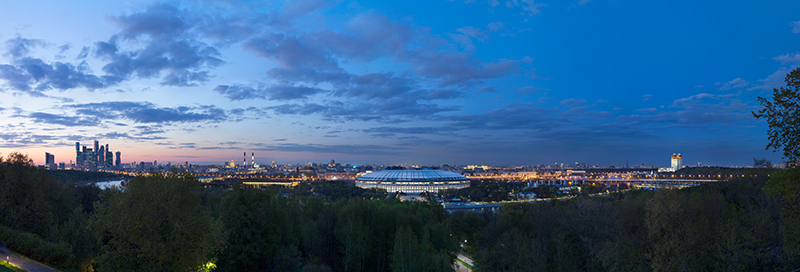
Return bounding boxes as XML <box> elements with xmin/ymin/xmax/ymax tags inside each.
<box><xmin>355</xmin><ymin>170</ymin><xmax>470</xmax><ymax>194</ymax></box>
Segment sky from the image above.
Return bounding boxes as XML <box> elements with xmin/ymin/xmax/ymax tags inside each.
<box><xmin>0</xmin><ymin>0</ymin><xmax>798</xmax><ymax>167</ymax></box>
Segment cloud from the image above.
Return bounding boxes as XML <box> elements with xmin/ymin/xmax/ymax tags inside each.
<box><xmin>95</xmin><ymin>4</ymin><xmax>224</xmax><ymax>87</ymax></box>
<box><xmin>718</xmin><ymin>77</ymin><xmax>749</xmax><ymax>90</ymax></box>
<box><xmin>244</xmin><ymin>33</ymin><xmax>343</xmax><ymax>74</ymax></box>
<box><xmin>363</xmin><ymin>126</ymin><xmax>454</xmax><ymax>136</ymax></box>
<box><xmin>253</xmin><ymin>143</ymin><xmax>404</xmax><ymax>156</ymax></box>
<box><xmin>0</xmin><ymin>4</ymin><xmax>245</xmax><ymax>94</ymax></box>
<box><xmin>673</xmin><ymin>93</ymin><xmax>721</xmax><ymax>104</ymax></box>
<box><xmin>215</xmin><ymin>84</ymin><xmax>326</xmax><ymax>101</ymax></box>
<box><xmin>443</xmin><ymin>103</ymin><xmax>560</xmax><ymax>130</ymax></box>
<box><xmin>264</xmin><ymin>85</ymin><xmax>326</xmax><ymax>100</ymax></box>
<box><xmin>519</xmin><ymin>0</ymin><xmax>548</xmax><ymax>16</ymax></box>
<box><xmin>280</xmin><ymin>0</ymin><xmax>330</xmax><ymax>21</ymax></box>
<box><xmin>478</xmin><ymin>86</ymin><xmax>496</xmax><ymax>93</ymax></box>
<box><xmin>4</xmin><ymin>35</ymin><xmax>47</xmax><ymax>58</ymax></box>
<box><xmin>331</xmin><ymin>72</ymin><xmax>414</xmax><ymax>100</ymax></box>
<box><xmin>792</xmin><ymin>21</ymin><xmax>800</xmax><ymax>34</ymax></box>
<box><xmin>753</xmin><ymin>67</ymin><xmax>793</xmax><ymax>90</ymax></box>
<box><xmin>268</xmin><ymin>97</ymin><xmax>456</xmax><ymax>122</ymax></box>
<box><xmin>234</xmin><ymin>11</ymin><xmax>525</xmax><ymax>100</ymax></box>
<box><xmin>407</xmin><ymin>49</ymin><xmax>521</xmax><ymax>87</ymax></box>
<box><xmin>315</xmin><ymin>13</ymin><xmax>416</xmax><ymax>62</ymax></box>
<box><xmin>0</xmin><ymin>36</ymin><xmax>108</xmax><ymax>94</ymax></box>
<box><xmin>133</xmin><ymin>125</ymin><xmax>165</xmax><ymax>135</ymax></box>
<box><xmin>22</xmin><ymin>112</ymin><xmax>101</xmax><ymax>127</ymax></box>
<box><xmin>773</xmin><ymin>52</ymin><xmax>800</xmax><ymax>65</ymax></box>
<box><xmin>67</xmin><ymin>101</ymin><xmax>227</xmax><ymax>123</ymax></box>
<box><xmin>97</xmin><ymin>132</ymin><xmax>166</xmax><ymax>140</ymax></box>
<box><xmin>213</xmin><ymin>85</ymin><xmax>265</xmax><ymax>100</ymax></box>
<box><xmin>450</xmin><ymin>22</ymin><xmax>508</xmax><ymax>50</ymax></box>
<box><xmin>622</xmin><ymin>96</ymin><xmax>753</xmax><ymax>128</ymax></box>
<box><xmin>560</xmin><ymin>98</ymin><xmax>586</xmax><ymax>107</ymax></box>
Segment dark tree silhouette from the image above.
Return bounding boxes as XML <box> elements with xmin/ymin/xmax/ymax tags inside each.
<box><xmin>753</xmin><ymin>67</ymin><xmax>800</xmax><ymax>163</ymax></box>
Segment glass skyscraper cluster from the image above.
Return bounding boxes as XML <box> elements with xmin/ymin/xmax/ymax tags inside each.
<box><xmin>75</xmin><ymin>140</ymin><xmax>120</xmax><ymax>170</ymax></box>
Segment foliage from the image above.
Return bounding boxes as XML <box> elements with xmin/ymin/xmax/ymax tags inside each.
<box><xmin>212</xmin><ymin>187</ymin><xmax>457</xmax><ymax>272</ymax></box>
<box><xmin>284</xmin><ymin>180</ymin><xmax>388</xmax><ymax>201</ymax></box>
<box><xmin>529</xmin><ymin>184</ymin><xmax>559</xmax><ymax>198</ymax></box>
<box><xmin>755</xmin><ymin>67</ymin><xmax>800</xmax><ymax>268</ymax></box>
<box><xmin>0</xmin><ymin>226</ymin><xmax>74</xmax><ymax>267</ymax></box>
<box><xmin>4</xmin><ymin>150</ymin><xmax>796</xmax><ymax>272</ymax></box>
<box><xmin>0</xmin><ymin>152</ymin><xmax>97</xmax><ymax>271</ymax></box>
<box><xmin>473</xmin><ymin>176</ymin><xmax>787</xmax><ymax>272</ymax></box>
<box><xmin>215</xmin><ymin>188</ymin><xmax>302</xmax><ymax>272</ymax></box>
<box><xmin>0</xmin><ymin>152</ymin><xmax>72</xmax><ymax>238</ymax></box>
<box><xmin>754</xmin><ymin>158</ymin><xmax>773</xmax><ymax>168</ymax></box>
<box><xmin>0</xmin><ymin>261</ymin><xmax>26</xmax><ymax>272</ymax></box>
<box><xmin>753</xmin><ymin>67</ymin><xmax>800</xmax><ymax>162</ymax></box>
<box><xmin>90</xmin><ymin>172</ymin><xmax>222</xmax><ymax>272</ymax></box>
<box><xmin>440</xmin><ymin>180</ymin><xmax>527</xmax><ymax>202</ymax></box>
<box><xmin>765</xmin><ymin>167</ymin><xmax>800</xmax><ymax>259</ymax></box>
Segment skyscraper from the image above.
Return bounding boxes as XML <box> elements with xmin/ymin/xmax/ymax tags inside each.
<box><xmin>75</xmin><ymin>142</ymin><xmax>81</xmax><ymax>167</ymax></box>
<box><xmin>85</xmin><ymin>148</ymin><xmax>95</xmax><ymax>169</ymax></box>
<box><xmin>671</xmin><ymin>153</ymin><xmax>683</xmax><ymax>171</ymax></box>
<box><xmin>81</xmin><ymin>146</ymin><xmax>87</xmax><ymax>168</ymax></box>
<box><xmin>99</xmin><ymin>145</ymin><xmax>105</xmax><ymax>168</ymax></box>
<box><xmin>115</xmin><ymin>151</ymin><xmax>121</xmax><ymax>167</ymax></box>
<box><xmin>106</xmin><ymin>147</ymin><xmax>113</xmax><ymax>168</ymax></box>
<box><xmin>45</xmin><ymin>152</ymin><xmax>55</xmax><ymax>170</ymax></box>
<box><xmin>94</xmin><ymin>140</ymin><xmax>99</xmax><ymax>165</ymax></box>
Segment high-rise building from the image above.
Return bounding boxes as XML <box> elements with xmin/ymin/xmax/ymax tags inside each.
<box><xmin>671</xmin><ymin>153</ymin><xmax>683</xmax><ymax>171</ymax></box>
<box><xmin>115</xmin><ymin>151</ymin><xmax>121</xmax><ymax>167</ymax></box>
<box><xmin>81</xmin><ymin>146</ymin><xmax>87</xmax><ymax>168</ymax></box>
<box><xmin>45</xmin><ymin>152</ymin><xmax>55</xmax><ymax>170</ymax></box>
<box><xmin>106</xmin><ymin>149</ymin><xmax>113</xmax><ymax>168</ymax></box>
<box><xmin>99</xmin><ymin>145</ymin><xmax>105</xmax><ymax>168</ymax></box>
<box><xmin>85</xmin><ymin>148</ymin><xmax>95</xmax><ymax>169</ymax></box>
<box><xmin>75</xmin><ymin>142</ymin><xmax>81</xmax><ymax>167</ymax></box>
<box><xmin>104</xmin><ymin>144</ymin><xmax>112</xmax><ymax>168</ymax></box>
<box><xmin>94</xmin><ymin>140</ymin><xmax>99</xmax><ymax>164</ymax></box>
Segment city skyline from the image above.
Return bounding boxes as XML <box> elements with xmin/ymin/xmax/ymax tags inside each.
<box><xmin>0</xmin><ymin>0</ymin><xmax>798</xmax><ymax>166</ymax></box>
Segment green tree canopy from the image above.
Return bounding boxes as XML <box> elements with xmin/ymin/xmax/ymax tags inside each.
<box><xmin>753</xmin><ymin>67</ymin><xmax>800</xmax><ymax>162</ymax></box>
<box><xmin>90</xmin><ymin>172</ymin><xmax>221</xmax><ymax>272</ymax></box>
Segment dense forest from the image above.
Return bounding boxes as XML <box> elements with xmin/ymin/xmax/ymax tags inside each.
<box><xmin>1</xmin><ymin>152</ymin><xmax>800</xmax><ymax>271</ymax></box>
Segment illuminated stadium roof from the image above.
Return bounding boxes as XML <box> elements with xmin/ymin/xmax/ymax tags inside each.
<box><xmin>357</xmin><ymin>170</ymin><xmax>468</xmax><ymax>182</ymax></box>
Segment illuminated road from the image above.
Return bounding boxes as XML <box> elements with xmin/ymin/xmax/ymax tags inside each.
<box><xmin>454</xmin><ymin>253</ymin><xmax>474</xmax><ymax>272</ymax></box>
<box><xmin>0</xmin><ymin>245</ymin><xmax>60</xmax><ymax>272</ymax></box>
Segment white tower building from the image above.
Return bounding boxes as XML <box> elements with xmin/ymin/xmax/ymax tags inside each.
<box><xmin>671</xmin><ymin>153</ymin><xmax>683</xmax><ymax>171</ymax></box>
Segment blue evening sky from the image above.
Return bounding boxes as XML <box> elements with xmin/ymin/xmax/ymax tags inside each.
<box><xmin>0</xmin><ymin>0</ymin><xmax>798</xmax><ymax>167</ymax></box>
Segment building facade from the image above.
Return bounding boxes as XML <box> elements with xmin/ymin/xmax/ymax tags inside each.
<box><xmin>671</xmin><ymin>153</ymin><xmax>683</xmax><ymax>171</ymax></box>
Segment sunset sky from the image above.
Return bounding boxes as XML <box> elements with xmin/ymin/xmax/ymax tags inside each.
<box><xmin>1</xmin><ymin>0</ymin><xmax>798</xmax><ymax>167</ymax></box>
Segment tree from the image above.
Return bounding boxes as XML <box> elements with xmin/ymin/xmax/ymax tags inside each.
<box><xmin>755</xmin><ymin>67</ymin><xmax>800</xmax><ymax>265</ymax></box>
<box><xmin>752</xmin><ymin>67</ymin><xmax>800</xmax><ymax>163</ymax></box>
<box><xmin>90</xmin><ymin>172</ymin><xmax>221</xmax><ymax>272</ymax></box>
<box><xmin>753</xmin><ymin>158</ymin><xmax>772</xmax><ymax>168</ymax></box>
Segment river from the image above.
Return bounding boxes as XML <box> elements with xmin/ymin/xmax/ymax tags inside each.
<box><xmin>93</xmin><ymin>179</ymin><xmax>125</xmax><ymax>190</ymax></box>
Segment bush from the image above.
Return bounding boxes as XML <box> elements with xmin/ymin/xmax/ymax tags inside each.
<box><xmin>0</xmin><ymin>226</ymin><xmax>74</xmax><ymax>267</ymax></box>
